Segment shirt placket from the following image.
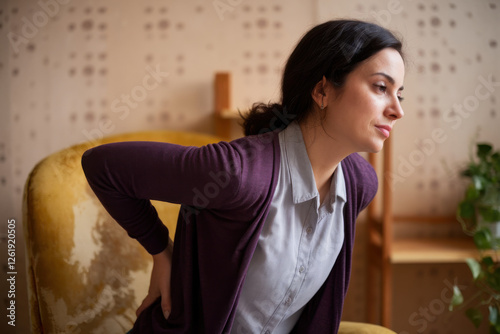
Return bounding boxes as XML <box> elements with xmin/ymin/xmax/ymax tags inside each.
<box><xmin>261</xmin><ymin>201</ymin><xmax>318</xmax><ymax>334</ymax></box>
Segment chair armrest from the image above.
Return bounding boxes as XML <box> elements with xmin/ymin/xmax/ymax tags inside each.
<box><xmin>339</xmin><ymin>321</ymin><xmax>396</xmax><ymax>334</ymax></box>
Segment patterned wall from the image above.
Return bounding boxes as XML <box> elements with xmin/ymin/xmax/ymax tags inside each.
<box><xmin>1</xmin><ymin>0</ymin><xmax>499</xmax><ymax>333</ymax></box>
<box><xmin>2</xmin><ymin>0</ymin><xmax>314</xmax><ymax>217</ymax></box>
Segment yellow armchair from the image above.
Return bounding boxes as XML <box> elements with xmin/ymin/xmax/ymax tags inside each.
<box><xmin>23</xmin><ymin>130</ymin><xmax>395</xmax><ymax>334</ymax></box>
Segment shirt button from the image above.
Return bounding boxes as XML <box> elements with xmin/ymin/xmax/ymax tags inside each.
<box><xmin>299</xmin><ymin>265</ymin><xmax>305</xmax><ymax>273</ymax></box>
<box><xmin>306</xmin><ymin>226</ymin><xmax>313</xmax><ymax>234</ymax></box>
<box><xmin>285</xmin><ymin>297</ymin><xmax>292</xmax><ymax>306</ymax></box>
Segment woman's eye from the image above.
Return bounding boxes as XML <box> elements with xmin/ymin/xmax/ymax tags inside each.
<box><xmin>374</xmin><ymin>84</ymin><xmax>387</xmax><ymax>93</ymax></box>
<box><xmin>397</xmin><ymin>95</ymin><xmax>405</xmax><ymax>102</ymax></box>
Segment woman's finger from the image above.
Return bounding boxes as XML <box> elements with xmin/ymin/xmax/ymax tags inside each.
<box><xmin>160</xmin><ymin>290</ymin><xmax>172</xmax><ymax>319</ymax></box>
<box><xmin>136</xmin><ymin>293</ymin><xmax>158</xmax><ymax>317</ymax></box>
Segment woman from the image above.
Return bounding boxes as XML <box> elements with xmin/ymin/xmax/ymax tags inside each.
<box><xmin>82</xmin><ymin>19</ymin><xmax>405</xmax><ymax>333</ymax></box>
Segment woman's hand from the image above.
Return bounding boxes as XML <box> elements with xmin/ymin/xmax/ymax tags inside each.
<box><xmin>136</xmin><ymin>240</ymin><xmax>173</xmax><ymax>320</ymax></box>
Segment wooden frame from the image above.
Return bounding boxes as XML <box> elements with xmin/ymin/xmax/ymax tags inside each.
<box><xmin>365</xmin><ymin>135</ymin><xmax>480</xmax><ymax>327</ymax></box>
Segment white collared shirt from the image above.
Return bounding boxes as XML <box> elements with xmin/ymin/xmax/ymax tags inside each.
<box><xmin>232</xmin><ymin>121</ymin><xmax>347</xmax><ymax>334</ymax></box>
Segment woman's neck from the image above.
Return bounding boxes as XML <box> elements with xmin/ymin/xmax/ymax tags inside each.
<box><xmin>299</xmin><ymin>119</ymin><xmax>349</xmax><ymax>203</ymax></box>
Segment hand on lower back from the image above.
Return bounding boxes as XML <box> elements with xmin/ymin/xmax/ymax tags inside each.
<box><xmin>136</xmin><ymin>240</ymin><xmax>173</xmax><ymax>319</ymax></box>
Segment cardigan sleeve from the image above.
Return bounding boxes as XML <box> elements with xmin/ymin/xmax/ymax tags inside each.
<box><xmin>81</xmin><ymin>140</ymin><xmax>243</xmax><ymax>254</ymax></box>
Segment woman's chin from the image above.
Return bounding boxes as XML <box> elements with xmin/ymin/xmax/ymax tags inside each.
<box><xmin>363</xmin><ymin>141</ymin><xmax>385</xmax><ymax>154</ymax></box>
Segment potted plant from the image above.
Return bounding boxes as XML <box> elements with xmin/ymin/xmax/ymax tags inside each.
<box><xmin>450</xmin><ymin>142</ymin><xmax>500</xmax><ymax>332</ymax></box>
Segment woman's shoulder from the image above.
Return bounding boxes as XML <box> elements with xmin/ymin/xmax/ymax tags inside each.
<box><xmin>227</xmin><ymin>131</ymin><xmax>280</xmax><ymax>155</ymax></box>
<box><xmin>207</xmin><ymin>131</ymin><xmax>281</xmax><ymax>210</ymax></box>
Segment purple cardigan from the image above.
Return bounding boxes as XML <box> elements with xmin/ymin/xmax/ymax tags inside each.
<box><xmin>82</xmin><ymin>130</ymin><xmax>377</xmax><ymax>333</ymax></box>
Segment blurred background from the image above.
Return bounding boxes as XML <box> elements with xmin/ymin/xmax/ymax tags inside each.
<box><xmin>1</xmin><ymin>0</ymin><xmax>499</xmax><ymax>333</ymax></box>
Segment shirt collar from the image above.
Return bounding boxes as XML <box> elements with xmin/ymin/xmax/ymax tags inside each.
<box><xmin>282</xmin><ymin>121</ymin><xmax>346</xmax><ymax>206</ymax></box>
<box><xmin>331</xmin><ymin>161</ymin><xmax>347</xmax><ymax>204</ymax></box>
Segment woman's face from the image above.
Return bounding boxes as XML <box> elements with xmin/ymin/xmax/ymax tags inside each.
<box><xmin>323</xmin><ymin>47</ymin><xmax>405</xmax><ymax>153</ymax></box>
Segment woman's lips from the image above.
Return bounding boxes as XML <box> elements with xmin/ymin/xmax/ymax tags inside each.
<box><xmin>375</xmin><ymin>125</ymin><xmax>391</xmax><ymax>138</ymax></box>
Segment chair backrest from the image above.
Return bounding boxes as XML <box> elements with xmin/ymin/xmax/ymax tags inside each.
<box><xmin>22</xmin><ymin>130</ymin><xmax>223</xmax><ymax>333</ymax></box>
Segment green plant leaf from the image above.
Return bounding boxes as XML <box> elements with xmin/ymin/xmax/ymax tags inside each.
<box><xmin>490</xmin><ymin>305</ymin><xmax>499</xmax><ymax>326</ymax></box>
<box><xmin>480</xmin><ymin>207</ymin><xmax>500</xmax><ymax>222</ymax></box>
<box><xmin>494</xmin><ymin>237</ymin><xmax>500</xmax><ymax>250</ymax></box>
<box><xmin>490</xmin><ymin>305</ymin><xmax>500</xmax><ymax>334</ymax></box>
<box><xmin>474</xmin><ymin>229</ymin><xmax>493</xmax><ymax>250</ymax></box>
<box><xmin>492</xmin><ymin>152</ymin><xmax>500</xmax><ymax>166</ymax></box>
<box><xmin>492</xmin><ymin>209</ymin><xmax>500</xmax><ymax>221</ymax></box>
<box><xmin>458</xmin><ymin>201</ymin><xmax>476</xmax><ymax>219</ymax></box>
<box><xmin>466</xmin><ymin>258</ymin><xmax>482</xmax><ymax>280</ymax></box>
<box><xmin>482</xmin><ymin>256</ymin><xmax>495</xmax><ymax>267</ymax></box>
<box><xmin>478</xmin><ymin>143</ymin><xmax>493</xmax><ymax>159</ymax></box>
<box><xmin>466</xmin><ymin>307</ymin><xmax>483</xmax><ymax>328</ymax></box>
<box><xmin>466</xmin><ymin>184</ymin><xmax>480</xmax><ymax>200</ymax></box>
<box><xmin>449</xmin><ymin>284</ymin><xmax>464</xmax><ymax>311</ymax></box>
<box><xmin>487</xmin><ymin>267</ymin><xmax>500</xmax><ymax>292</ymax></box>
<box><xmin>473</xmin><ymin>175</ymin><xmax>485</xmax><ymax>192</ymax></box>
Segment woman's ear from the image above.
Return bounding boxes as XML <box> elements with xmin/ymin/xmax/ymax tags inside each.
<box><xmin>311</xmin><ymin>76</ymin><xmax>329</xmax><ymax>110</ymax></box>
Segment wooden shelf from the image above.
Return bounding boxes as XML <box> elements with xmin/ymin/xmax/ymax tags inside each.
<box><xmin>215</xmin><ymin>109</ymin><xmax>242</xmax><ymax>120</ymax></box>
<box><xmin>364</xmin><ymin>137</ymin><xmax>492</xmax><ymax>326</ymax></box>
<box><xmin>391</xmin><ymin>237</ymin><xmax>477</xmax><ymax>263</ymax></box>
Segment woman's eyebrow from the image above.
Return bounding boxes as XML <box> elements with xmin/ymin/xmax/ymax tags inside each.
<box><xmin>371</xmin><ymin>72</ymin><xmax>404</xmax><ymax>90</ymax></box>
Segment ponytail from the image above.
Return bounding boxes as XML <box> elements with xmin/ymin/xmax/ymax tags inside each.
<box><xmin>242</xmin><ymin>103</ymin><xmax>298</xmax><ymax>136</ymax></box>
